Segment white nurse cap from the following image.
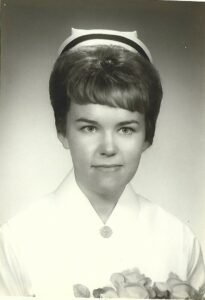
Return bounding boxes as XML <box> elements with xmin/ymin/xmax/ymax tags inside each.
<box><xmin>58</xmin><ymin>28</ymin><xmax>152</xmax><ymax>62</ymax></box>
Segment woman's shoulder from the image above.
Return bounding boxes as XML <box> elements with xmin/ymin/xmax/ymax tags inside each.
<box><xmin>0</xmin><ymin>193</ymin><xmax>56</xmax><ymax>238</ymax></box>
<box><xmin>133</xmin><ymin>191</ymin><xmax>195</xmax><ymax>241</ymax></box>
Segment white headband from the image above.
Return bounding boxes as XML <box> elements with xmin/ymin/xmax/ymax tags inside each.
<box><xmin>58</xmin><ymin>28</ymin><xmax>152</xmax><ymax>62</ymax></box>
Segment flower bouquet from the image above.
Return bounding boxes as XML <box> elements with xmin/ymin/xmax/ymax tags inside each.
<box><xmin>73</xmin><ymin>268</ymin><xmax>205</xmax><ymax>299</ymax></box>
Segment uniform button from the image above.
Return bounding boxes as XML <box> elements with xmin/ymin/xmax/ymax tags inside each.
<box><xmin>100</xmin><ymin>225</ymin><xmax>113</xmax><ymax>238</ymax></box>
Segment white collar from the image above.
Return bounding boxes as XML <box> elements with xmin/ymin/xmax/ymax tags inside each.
<box><xmin>53</xmin><ymin>169</ymin><xmax>141</xmax><ymax>228</ymax></box>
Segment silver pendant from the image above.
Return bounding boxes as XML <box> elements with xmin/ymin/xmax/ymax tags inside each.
<box><xmin>100</xmin><ymin>225</ymin><xmax>113</xmax><ymax>238</ymax></box>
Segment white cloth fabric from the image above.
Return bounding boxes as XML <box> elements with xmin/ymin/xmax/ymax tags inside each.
<box><xmin>0</xmin><ymin>170</ymin><xmax>204</xmax><ymax>297</ymax></box>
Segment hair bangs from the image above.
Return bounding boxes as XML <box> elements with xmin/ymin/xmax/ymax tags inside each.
<box><xmin>66</xmin><ymin>66</ymin><xmax>147</xmax><ymax>113</ymax></box>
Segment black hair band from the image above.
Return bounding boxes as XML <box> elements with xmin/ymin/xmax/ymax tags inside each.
<box><xmin>60</xmin><ymin>33</ymin><xmax>150</xmax><ymax>62</ymax></box>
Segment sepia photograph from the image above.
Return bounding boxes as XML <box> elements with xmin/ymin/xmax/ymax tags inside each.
<box><xmin>0</xmin><ymin>0</ymin><xmax>205</xmax><ymax>298</ymax></box>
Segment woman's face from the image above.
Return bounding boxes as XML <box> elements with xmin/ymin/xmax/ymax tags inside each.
<box><xmin>59</xmin><ymin>102</ymin><xmax>148</xmax><ymax>196</ymax></box>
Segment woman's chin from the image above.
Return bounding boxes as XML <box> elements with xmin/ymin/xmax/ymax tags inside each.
<box><xmin>93</xmin><ymin>178</ymin><xmax>125</xmax><ymax>197</ymax></box>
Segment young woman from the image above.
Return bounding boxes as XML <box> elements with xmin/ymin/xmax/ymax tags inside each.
<box><xmin>0</xmin><ymin>28</ymin><xmax>204</xmax><ymax>298</ymax></box>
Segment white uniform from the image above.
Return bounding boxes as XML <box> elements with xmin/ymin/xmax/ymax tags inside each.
<box><xmin>0</xmin><ymin>170</ymin><xmax>204</xmax><ymax>297</ymax></box>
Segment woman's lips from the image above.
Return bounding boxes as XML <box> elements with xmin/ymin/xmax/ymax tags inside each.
<box><xmin>92</xmin><ymin>165</ymin><xmax>123</xmax><ymax>172</ymax></box>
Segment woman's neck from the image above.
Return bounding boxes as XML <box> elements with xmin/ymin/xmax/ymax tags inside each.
<box><xmin>76</xmin><ymin>181</ymin><xmax>125</xmax><ymax>224</ymax></box>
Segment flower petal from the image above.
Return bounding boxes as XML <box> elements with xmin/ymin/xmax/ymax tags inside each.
<box><xmin>100</xmin><ymin>287</ymin><xmax>118</xmax><ymax>298</ymax></box>
<box><xmin>119</xmin><ymin>284</ymin><xmax>149</xmax><ymax>298</ymax></box>
<box><xmin>171</xmin><ymin>283</ymin><xmax>197</xmax><ymax>299</ymax></box>
<box><xmin>73</xmin><ymin>284</ymin><xmax>91</xmax><ymax>298</ymax></box>
<box><xmin>110</xmin><ymin>273</ymin><xmax>126</xmax><ymax>289</ymax></box>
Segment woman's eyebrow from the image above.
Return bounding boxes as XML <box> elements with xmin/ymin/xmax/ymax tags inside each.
<box><xmin>75</xmin><ymin>118</ymin><xmax>98</xmax><ymax>124</ymax></box>
<box><xmin>117</xmin><ymin>120</ymin><xmax>140</xmax><ymax>126</ymax></box>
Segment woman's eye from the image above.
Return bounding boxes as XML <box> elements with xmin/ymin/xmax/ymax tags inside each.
<box><xmin>119</xmin><ymin>127</ymin><xmax>135</xmax><ymax>135</ymax></box>
<box><xmin>81</xmin><ymin>126</ymin><xmax>97</xmax><ymax>133</ymax></box>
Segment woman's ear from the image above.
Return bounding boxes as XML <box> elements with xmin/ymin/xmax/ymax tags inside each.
<box><xmin>142</xmin><ymin>140</ymin><xmax>150</xmax><ymax>152</ymax></box>
<box><xmin>57</xmin><ymin>133</ymin><xmax>69</xmax><ymax>149</ymax></box>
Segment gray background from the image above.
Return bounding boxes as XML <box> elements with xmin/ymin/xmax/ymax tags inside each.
<box><xmin>1</xmin><ymin>0</ymin><xmax>205</xmax><ymax>255</ymax></box>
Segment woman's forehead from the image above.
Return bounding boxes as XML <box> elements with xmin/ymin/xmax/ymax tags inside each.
<box><xmin>67</xmin><ymin>102</ymin><xmax>144</xmax><ymax>124</ymax></box>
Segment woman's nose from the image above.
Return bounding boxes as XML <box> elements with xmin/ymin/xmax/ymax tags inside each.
<box><xmin>99</xmin><ymin>132</ymin><xmax>118</xmax><ymax>157</ymax></box>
